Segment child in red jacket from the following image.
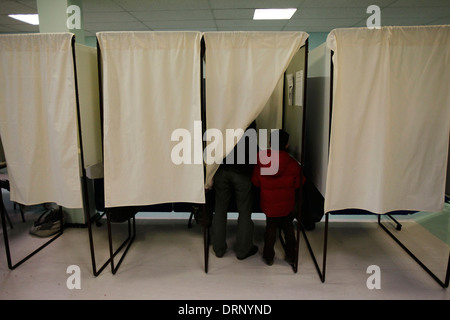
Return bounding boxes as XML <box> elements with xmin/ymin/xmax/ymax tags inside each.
<box><xmin>252</xmin><ymin>129</ymin><xmax>302</xmax><ymax>266</ymax></box>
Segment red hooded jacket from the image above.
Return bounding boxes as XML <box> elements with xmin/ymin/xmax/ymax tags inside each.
<box><xmin>252</xmin><ymin>150</ymin><xmax>303</xmax><ymax>217</ymax></box>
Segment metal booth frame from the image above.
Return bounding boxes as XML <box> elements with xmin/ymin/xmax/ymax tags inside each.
<box><xmin>81</xmin><ymin>39</ymin><xmax>136</xmax><ymax>277</ymax></box>
<box><xmin>301</xmin><ymin>52</ymin><xmax>450</xmax><ymax>289</ymax></box>
<box><xmin>202</xmin><ymin>39</ymin><xmax>309</xmax><ymax>275</ymax></box>
<box><xmin>0</xmin><ymin>35</ymin><xmax>77</xmax><ymax>271</ymax></box>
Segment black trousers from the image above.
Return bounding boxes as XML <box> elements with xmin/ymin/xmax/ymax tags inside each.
<box><xmin>263</xmin><ymin>215</ymin><xmax>296</xmax><ymax>263</ymax></box>
<box><xmin>212</xmin><ymin>165</ymin><xmax>254</xmax><ymax>259</ymax></box>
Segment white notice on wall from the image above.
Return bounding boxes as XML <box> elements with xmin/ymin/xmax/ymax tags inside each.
<box><xmin>295</xmin><ymin>70</ymin><xmax>303</xmax><ymax>106</ymax></box>
<box><xmin>286</xmin><ymin>74</ymin><xmax>294</xmax><ymax>105</ymax></box>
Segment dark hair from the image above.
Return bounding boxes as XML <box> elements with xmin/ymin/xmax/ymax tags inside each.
<box><xmin>271</xmin><ymin>129</ymin><xmax>289</xmax><ymax>151</ymax></box>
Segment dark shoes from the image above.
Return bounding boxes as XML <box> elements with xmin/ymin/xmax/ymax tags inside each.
<box><xmin>237</xmin><ymin>245</ymin><xmax>258</xmax><ymax>260</ymax></box>
<box><xmin>263</xmin><ymin>255</ymin><xmax>295</xmax><ymax>266</ymax></box>
<box><xmin>215</xmin><ymin>250</ymin><xmax>226</xmax><ymax>258</ymax></box>
<box><xmin>263</xmin><ymin>257</ymin><xmax>274</xmax><ymax>266</ymax></box>
<box><xmin>215</xmin><ymin>245</ymin><xmax>258</xmax><ymax>260</ymax></box>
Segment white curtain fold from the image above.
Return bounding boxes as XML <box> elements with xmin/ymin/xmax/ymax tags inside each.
<box><xmin>204</xmin><ymin>31</ymin><xmax>309</xmax><ymax>188</ymax></box>
<box><xmin>97</xmin><ymin>31</ymin><xmax>205</xmax><ymax>207</ymax></box>
<box><xmin>0</xmin><ymin>33</ymin><xmax>83</xmax><ymax>208</ymax></box>
<box><xmin>325</xmin><ymin>26</ymin><xmax>450</xmax><ymax>214</ymax></box>
<box><xmin>256</xmin><ymin>75</ymin><xmax>284</xmax><ymax>134</ymax></box>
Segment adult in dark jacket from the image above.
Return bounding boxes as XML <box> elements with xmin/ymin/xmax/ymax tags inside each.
<box><xmin>252</xmin><ymin>129</ymin><xmax>303</xmax><ymax>266</ymax></box>
<box><xmin>212</xmin><ymin>122</ymin><xmax>258</xmax><ymax>260</ymax></box>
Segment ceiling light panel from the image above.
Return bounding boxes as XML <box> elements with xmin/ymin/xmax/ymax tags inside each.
<box><xmin>253</xmin><ymin>8</ymin><xmax>297</xmax><ymax>20</ymax></box>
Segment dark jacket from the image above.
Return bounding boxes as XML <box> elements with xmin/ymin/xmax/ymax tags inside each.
<box><xmin>222</xmin><ymin>122</ymin><xmax>257</xmax><ymax>176</ymax></box>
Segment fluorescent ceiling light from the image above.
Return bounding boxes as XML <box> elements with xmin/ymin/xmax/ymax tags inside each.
<box><xmin>8</xmin><ymin>14</ymin><xmax>39</xmax><ymax>25</ymax></box>
<box><xmin>253</xmin><ymin>8</ymin><xmax>297</xmax><ymax>20</ymax></box>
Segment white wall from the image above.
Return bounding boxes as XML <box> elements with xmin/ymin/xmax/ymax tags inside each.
<box><xmin>304</xmin><ymin>42</ymin><xmax>331</xmax><ymax>197</ymax></box>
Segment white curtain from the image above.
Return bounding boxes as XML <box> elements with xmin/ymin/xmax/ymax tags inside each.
<box><xmin>325</xmin><ymin>26</ymin><xmax>450</xmax><ymax>214</ymax></box>
<box><xmin>256</xmin><ymin>75</ymin><xmax>284</xmax><ymax>138</ymax></box>
<box><xmin>0</xmin><ymin>33</ymin><xmax>82</xmax><ymax>208</ymax></box>
<box><xmin>204</xmin><ymin>31</ymin><xmax>309</xmax><ymax>188</ymax></box>
<box><xmin>97</xmin><ymin>31</ymin><xmax>205</xmax><ymax>207</ymax></box>
<box><xmin>254</xmin><ymin>75</ymin><xmax>283</xmax><ymax>149</ymax></box>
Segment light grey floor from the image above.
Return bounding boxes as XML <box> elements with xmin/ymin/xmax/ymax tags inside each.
<box><xmin>0</xmin><ymin>192</ymin><xmax>449</xmax><ymax>300</ymax></box>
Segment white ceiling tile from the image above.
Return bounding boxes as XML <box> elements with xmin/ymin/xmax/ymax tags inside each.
<box><xmin>84</xmin><ymin>21</ymin><xmax>149</xmax><ymax>32</ymax></box>
<box><xmin>0</xmin><ymin>0</ymin><xmax>448</xmax><ymax>34</ymax></box>
<box><xmin>17</xmin><ymin>1</ymin><xmax>37</xmax><ymax>10</ymax></box>
<box><xmin>113</xmin><ymin>0</ymin><xmax>211</xmax><ymax>11</ymax></box>
<box><xmin>351</xmin><ymin>20</ymin><xmax>370</xmax><ymax>28</ymax></box>
<box><xmin>0</xmin><ymin>25</ymin><xmax>20</xmax><ymax>32</ymax></box>
<box><xmin>143</xmin><ymin>20</ymin><xmax>216</xmax><ymax>29</ymax></box>
<box><xmin>351</xmin><ymin>16</ymin><xmax>444</xmax><ymax>28</ymax></box>
<box><xmin>132</xmin><ymin>10</ymin><xmax>213</xmax><ymax>21</ymax></box>
<box><xmin>380</xmin><ymin>17</ymin><xmax>442</xmax><ymax>26</ymax></box>
<box><xmin>213</xmin><ymin>9</ymin><xmax>254</xmax><ymax>19</ymax></box>
<box><xmin>295</xmin><ymin>7</ymin><xmax>374</xmax><ymax>19</ymax></box>
<box><xmin>150</xmin><ymin>26</ymin><xmax>217</xmax><ymax>31</ymax></box>
<box><xmin>0</xmin><ymin>14</ymin><xmax>30</xmax><ymax>24</ymax></box>
<box><xmin>0</xmin><ymin>0</ymin><xmax>37</xmax><ymax>14</ymax></box>
<box><xmin>382</xmin><ymin>7</ymin><xmax>450</xmax><ymax>18</ymax></box>
<box><xmin>284</xmin><ymin>25</ymin><xmax>334</xmax><ymax>32</ymax></box>
<box><xmin>286</xmin><ymin>18</ymin><xmax>362</xmax><ymax>27</ymax></box>
<box><xmin>5</xmin><ymin>23</ymin><xmax>38</xmax><ymax>32</ymax></box>
<box><xmin>210</xmin><ymin>0</ymin><xmax>303</xmax><ymax>9</ymax></box>
<box><xmin>84</xmin><ymin>11</ymin><xmax>137</xmax><ymax>23</ymax></box>
<box><xmin>429</xmin><ymin>17</ymin><xmax>450</xmax><ymax>25</ymax></box>
<box><xmin>389</xmin><ymin>0</ymin><xmax>450</xmax><ymax>7</ymax></box>
<box><xmin>301</xmin><ymin>0</ymin><xmax>397</xmax><ymax>8</ymax></box>
<box><xmin>219</xmin><ymin>26</ymin><xmax>285</xmax><ymax>31</ymax></box>
<box><xmin>82</xmin><ymin>0</ymin><xmax>125</xmax><ymax>12</ymax></box>
<box><xmin>216</xmin><ymin>19</ymin><xmax>288</xmax><ymax>28</ymax></box>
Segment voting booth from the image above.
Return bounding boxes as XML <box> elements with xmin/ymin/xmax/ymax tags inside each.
<box><xmin>94</xmin><ymin>31</ymin><xmax>205</xmax><ymax>274</ymax></box>
<box><xmin>93</xmin><ymin>31</ymin><xmax>309</xmax><ymax>274</ymax></box>
<box><xmin>203</xmin><ymin>31</ymin><xmax>309</xmax><ymax>272</ymax></box>
<box><xmin>303</xmin><ymin>26</ymin><xmax>450</xmax><ymax>287</ymax></box>
<box><xmin>0</xmin><ymin>33</ymin><xmax>99</xmax><ymax>269</ymax></box>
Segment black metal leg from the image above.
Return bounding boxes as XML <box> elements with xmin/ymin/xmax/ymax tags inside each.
<box><xmin>106</xmin><ymin>210</ymin><xmax>136</xmax><ymax>275</ymax></box>
<box><xmin>301</xmin><ymin>212</ymin><xmax>328</xmax><ymax>283</ymax></box>
<box><xmin>19</xmin><ymin>204</ymin><xmax>25</xmax><ymax>223</ymax></box>
<box><xmin>1</xmin><ymin>200</ymin><xmax>13</xmax><ymax>229</ymax></box>
<box><xmin>293</xmin><ymin>218</ymin><xmax>301</xmax><ymax>273</ymax></box>
<box><xmin>293</xmin><ymin>188</ymin><xmax>304</xmax><ymax>274</ymax></box>
<box><xmin>188</xmin><ymin>211</ymin><xmax>194</xmax><ymax>229</ymax></box>
<box><xmin>85</xmin><ymin>208</ymin><xmax>136</xmax><ymax>276</ymax></box>
<box><xmin>85</xmin><ymin>209</ymin><xmax>111</xmax><ymax>276</ymax></box>
<box><xmin>386</xmin><ymin>213</ymin><xmax>402</xmax><ymax>230</ymax></box>
<box><xmin>378</xmin><ymin>214</ymin><xmax>449</xmax><ymax>288</ymax></box>
<box><xmin>202</xmin><ymin>204</ymin><xmax>209</xmax><ymax>273</ymax></box>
